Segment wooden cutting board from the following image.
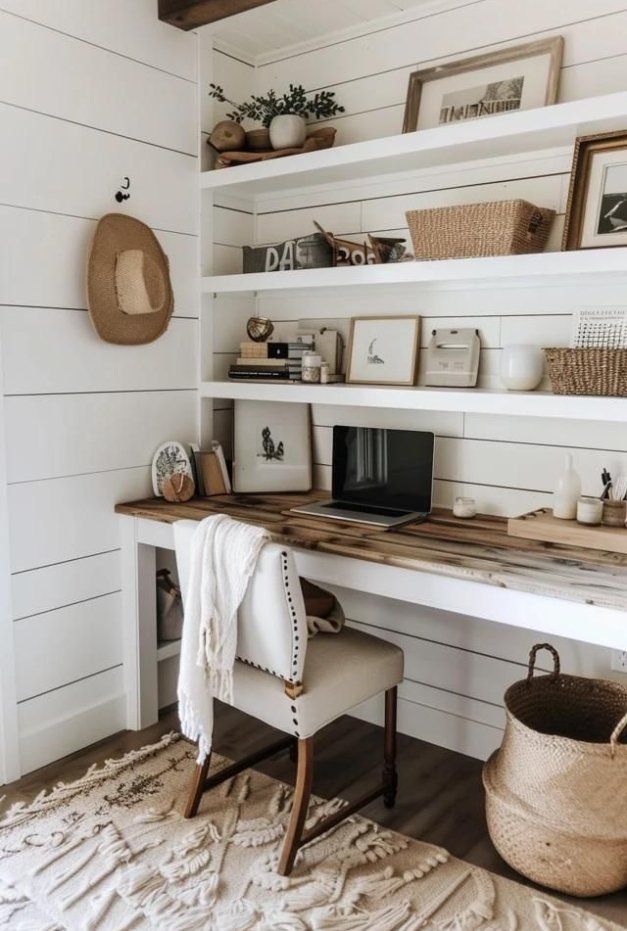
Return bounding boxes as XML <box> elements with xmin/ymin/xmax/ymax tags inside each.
<box><xmin>507</xmin><ymin>506</ymin><xmax>627</xmax><ymax>554</ymax></box>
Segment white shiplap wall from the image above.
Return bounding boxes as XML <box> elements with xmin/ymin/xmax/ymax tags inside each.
<box><xmin>0</xmin><ymin>2</ymin><xmax>198</xmax><ymax>779</ymax></box>
<box><xmin>203</xmin><ymin>0</ymin><xmax>627</xmax><ymax>759</ymax></box>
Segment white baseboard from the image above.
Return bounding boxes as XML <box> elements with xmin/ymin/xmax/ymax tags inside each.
<box><xmin>17</xmin><ymin>667</ymin><xmax>126</xmax><ymax>775</ymax></box>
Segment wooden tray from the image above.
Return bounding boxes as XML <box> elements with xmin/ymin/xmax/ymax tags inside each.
<box><xmin>507</xmin><ymin>507</ymin><xmax>627</xmax><ymax>554</ymax></box>
<box><xmin>214</xmin><ymin>127</ymin><xmax>337</xmax><ymax>169</ymax></box>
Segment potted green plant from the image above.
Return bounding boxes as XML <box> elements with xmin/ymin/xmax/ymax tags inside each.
<box><xmin>209</xmin><ymin>83</ymin><xmax>344</xmax><ymax>150</ymax></box>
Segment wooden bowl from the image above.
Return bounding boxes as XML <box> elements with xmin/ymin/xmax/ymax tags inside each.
<box><xmin>246</xmin><ymin>128</ymin><xmax>271</xmax><ymax>151</ymax></box>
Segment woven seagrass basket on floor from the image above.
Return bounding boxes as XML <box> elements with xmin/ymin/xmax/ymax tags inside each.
<box><xmin>483</xmin><ymin>643</ymin><xmax>627</xmax><ymax>897</ymax></box>
<box><xmin>405</xmin><ymin>199</ymin><xmax>555</xmax><ymax>260</ymax></box>
<box><xmin>545</xmin><ymin>347</ymin><xmax>627</xmax><ymax>396</ymax></box>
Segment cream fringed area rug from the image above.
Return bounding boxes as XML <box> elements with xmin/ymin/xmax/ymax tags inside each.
<box><xmin>0</xmin><ymin>734</ymin><xmax>621</xmax><ymax>931</ymax></box>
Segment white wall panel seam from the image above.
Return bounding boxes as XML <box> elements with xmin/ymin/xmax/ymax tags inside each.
<box><xmin>13</xmin><ymin>589</ymin><xmax>122</xmax><ymax>622</ymax></box>
<box><xmin>256</xmin><ymin>4</ymin><xmax>627</xmax><ymax>76</ymax></box>
<box><xmin>16</xmin><ymin>665</ymin><xmax>124</xmax><ymax>705</ymax></box>
<box><xmin>0</xmin><ymin>6</ymin><xmax>196</xmax><ymax>83</ymax></box>
<box><xmin>0</xmin><ymin>100</ymin><xmax>198</xmax><ymax>160</ymax></box>
<box><xmin>10</xmin><ymin>548</ymin><xmax>120</xmax><ymax>576</ymax></box>
<box><xmin>0</xmin><ymin>197</ymin><xmax>199</xmax><ymax>236</ymax></box>
<box><xmin>254</xmin><ymin>0</ymin><xmax>484</xmax><ymax>67</ymax></box>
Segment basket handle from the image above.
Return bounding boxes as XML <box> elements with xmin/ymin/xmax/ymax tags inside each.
<box><xmin>610</xmin><ymin>711</ymin><xmax>627</xmax><ymax>756</ymax></box>
<box><xmin>526</xmin><ymin>643</ymin><xmax>560</xmax><ymax>684</ymax></box>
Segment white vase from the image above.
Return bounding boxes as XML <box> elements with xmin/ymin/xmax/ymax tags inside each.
<box><xmin>553</xmin><ymin>453</ymin><xmax>582</xmax><ymax>520</ymax></box>
<box><xmin>269</xmin><ymin>114</ymin><xmax>306</xmax><ymax>150</ymax></box>
<box><xmin>500</xmin><ymin>344</ymin><xmax>545</xmax><ymax>391</ymax></box>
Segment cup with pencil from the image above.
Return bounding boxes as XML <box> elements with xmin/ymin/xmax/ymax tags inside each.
<box><xmin>600</xmin><ymin>469</ymin><xmax>627</xmax><ymax>527</ymax></box>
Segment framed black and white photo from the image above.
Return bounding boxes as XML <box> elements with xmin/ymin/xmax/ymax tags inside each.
<box><xmin>346</xmin><ymin>316</ymin><xmax>420</xmax><ymax>386</ymax></box>
<box><xmin>563</xmin><ymin>131</ymin><xmax>627</xmax><ymax>251</ymax></box>
<box><xmin>403</xmin><ymin>37</ymin><xmax>563</xmax><ymax>133</ymax></box>
<box><xmin>233</xmin><ymin>400</ymin><xmax>312</xmax><ymax>493</ymax></box>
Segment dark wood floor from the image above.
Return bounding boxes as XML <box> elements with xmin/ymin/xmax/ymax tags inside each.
<box><xmin>3</xmin><ymin>706</ymin><xmax>625</xmax><ymax>926</ymax></box>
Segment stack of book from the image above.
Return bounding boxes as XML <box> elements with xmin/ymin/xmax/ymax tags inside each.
<box><xmin>229</xmin><ymin>339</ymin><xmax>314</xmax><ymax>381</ymax></box>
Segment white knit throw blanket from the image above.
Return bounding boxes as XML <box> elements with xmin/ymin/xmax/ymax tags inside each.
<box><xmin>175</xmin><ymin>514</ymin><xmax>269</xmax><ymax>763</ymax></box>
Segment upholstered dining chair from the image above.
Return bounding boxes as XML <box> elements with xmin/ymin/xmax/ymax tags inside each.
<box><xmin>175</xmin><ymin>518</ymin><xmax>404</xmax><ymax>876</ymax></box>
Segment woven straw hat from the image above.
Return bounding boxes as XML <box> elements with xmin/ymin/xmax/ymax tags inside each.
<box><xmin>87</xmin><ymin>214</ymin><xmax>173</xmax><ymax>345</ymax></box>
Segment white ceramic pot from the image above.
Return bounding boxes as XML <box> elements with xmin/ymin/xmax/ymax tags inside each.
<box><xmin>500</xmin><ymin>344</ymin><xmax>545</xmax><ymax>391</ymax></box>
<box><xmin>269</xmin><ymin>114</ymin><xmax>306</xmax><ymax>150</ymax></box>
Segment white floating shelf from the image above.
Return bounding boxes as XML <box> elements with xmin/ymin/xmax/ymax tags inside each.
<box><xmin>200</xmin><ymin>381</ymin><xmax>627</xmax><ymax>422</ymax></box>
<box><xmin>200</xmin><ymin>93</ymin><xmax>627</xmax><ymax>197</ymax></box>
<box><xmin>157</xmin><ymin>640</ymin><xmax>181</xmax><ymax>662</ymax></box>
<box><xmin>202</xmin><ymin>248</ymin><xmax>627</xmax><ymax>293</ymax></box>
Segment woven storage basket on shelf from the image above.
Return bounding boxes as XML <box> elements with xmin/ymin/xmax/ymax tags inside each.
<box><xmin>545</xmin><ymin>347</ymin><xmax>627</xmax><ymax>396</ymax></box>
<box><xmin>483</xmin><ymin>643</ymin><xmax>627</xmax><ymax>897</ymax></box>
<box><xmin>405</xmin><ymin>199</ymin><xmax>555</xmax><ymax>260</ymax></box>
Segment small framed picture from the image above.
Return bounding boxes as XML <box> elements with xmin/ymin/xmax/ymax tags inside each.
<box><xmin>563</xmin><ymin>131</ymin><xmax>627</xmax><ymax>251</ymax></box>
<box><xmin>403</xmin><ymin>36</ymin><xmax>563</xmax><ymax>133</ymax></box>
<box><xmin>346</xmin><ymin>316</ymin><xmax>420</xmax><ymax>386</ymax></box>
<box><xmin>233</xmin><ymin>400</ymin><xmax>312</xmax><ymax>493</ymax></box>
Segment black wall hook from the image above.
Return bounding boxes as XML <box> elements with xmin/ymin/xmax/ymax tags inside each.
<box><xmin>115</xmin><ymin>177</ymin><xmax>131</xmax><ymax>202</ymax></box>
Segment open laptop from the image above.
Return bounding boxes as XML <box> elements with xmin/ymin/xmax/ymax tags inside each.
<box><xmin>291</xmin><ymin>425</ymin><xmax>434</xmax><ymax>528</ymax></box>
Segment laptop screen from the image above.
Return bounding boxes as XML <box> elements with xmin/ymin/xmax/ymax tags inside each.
<box><xmin>332</xmin><ymin>426</ymin><xmax>434</xmax><ymax>514</ymax></box>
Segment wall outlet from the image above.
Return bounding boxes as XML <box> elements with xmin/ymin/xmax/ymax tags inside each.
<box><xmin>611</xmin><ymin>650</ymin><xmax>627</xmax><ymax>673</ymax></box>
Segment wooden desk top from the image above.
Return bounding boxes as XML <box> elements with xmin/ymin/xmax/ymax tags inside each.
<box><xmin>116</xmin><ymin>491</ymin><xmax>627</xmax><ymax>612</ymax></box>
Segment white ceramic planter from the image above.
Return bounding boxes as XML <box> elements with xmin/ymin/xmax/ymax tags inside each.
<box><xmin>269</xmin><ymin>114</ymin><xmax>306</xmax><ymax>150</ymax></box>
<box><xmin>500</xmin><ymin>344</ymin><xmax>545</xmax><ymax>391</ymax></box>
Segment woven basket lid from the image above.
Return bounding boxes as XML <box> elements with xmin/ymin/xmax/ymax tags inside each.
<box><xmin>87</xmin><ymin>214</ymin><xmax>173</xmax><ymax>345</ymax></box>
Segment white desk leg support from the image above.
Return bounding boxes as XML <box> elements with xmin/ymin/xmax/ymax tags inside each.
<box><xmin>120</xmin><ymin>516</ymin><xmax>159</xmax><ymax>730</ymax></box>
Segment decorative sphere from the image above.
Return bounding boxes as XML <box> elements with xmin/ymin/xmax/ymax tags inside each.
<box><xmin>209</xmin><ymin>120</ymin><xmax>246</xmax><ymax>152</ymax></box>
<box><xmin>246</xmin><ymin>316</ymin><xmax>274</xmax><ymax>342</ymax></box>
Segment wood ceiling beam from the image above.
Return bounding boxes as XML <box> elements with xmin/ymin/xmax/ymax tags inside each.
<box><xmin>158</xmin><ymin>0</ymin><xmax>277</xmax><ymax>30</ymax></box>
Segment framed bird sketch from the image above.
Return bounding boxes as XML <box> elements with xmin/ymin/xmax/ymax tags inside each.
<box><xmin>233</xmin><ymin>400</ymin><xmax>312</xmax><ymax>493</ymax></box>
<box><xmin>346</xmin><ymin>316</ymin><xmax>420</xmax><ymax>386</ymax></box>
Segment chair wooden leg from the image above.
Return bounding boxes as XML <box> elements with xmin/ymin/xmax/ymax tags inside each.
<box><xmin>383</xmin><ymin>686</ymin><xmax>398</xmax><ymax>809</ymax></box>
<box><xmin>278</xmin><ymin>737</ymin><xmax>313</xmax><ymax>876</ymax></box>
<box><xmin>184</xmin><ymin>754</ymin><xmax>212</xmax><ymax>819</ymax></box>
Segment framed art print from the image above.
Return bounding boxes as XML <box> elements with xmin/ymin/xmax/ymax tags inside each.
<box><xmin>563</xmin><ymin>131</ymin><xmax>627</xmax><ymax>251</ymax></box>
<box><xmin>233</xmin><ymin>400</ymin><xmax>312</xmax><ymax>493</ymax></box>
<box><xmin>403</xmin><ymin>36</ymin><xmax>563</xmax><ymax>133</ymax></box>
<box><xmin>346</xmin><ymin>316</ymin><xmax>420</xmax><ymax>386</ymax></box>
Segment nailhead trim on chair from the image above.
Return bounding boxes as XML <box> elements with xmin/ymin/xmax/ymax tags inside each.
<box><xmin>237</xmin><ymin>656</ymin><xmax>281</xmax><ymax>677</ymax></box>
<box><xmin>282</xmin><ymin>550</ymin><xmax>301</xmax><ymax>737</ymax></box>
<box><xmin>233</xmin><ymin>551</ymin><xmax>304</xmax><ymax>738</ymax></box>
<box><xmin>234</xmin><ymin>551</ymin><xmax>301</xmax><ymax>686</ymax></box>
<box><xmin>281</xmin><ymin>551</ymin><xmax>301</xmax><ymax>684</ymax></box>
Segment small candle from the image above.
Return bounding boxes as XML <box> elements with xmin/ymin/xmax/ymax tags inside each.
<box><xmin>301</xmin><ymin>351</ymin><xmax>321</xmax><ymax>383</ymax></box>
<box><xmin>453</xmin><ymin>496</ymin><xmax>476</xmax><ymax>519</ymax></box>
<box><xmin>576</xmin><ymin>496</ymin><xmax>603</xmax><ymax>526</ymax></box>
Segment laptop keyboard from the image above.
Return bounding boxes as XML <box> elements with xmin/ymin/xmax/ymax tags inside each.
<box><xmin>321</xmin><ymin>501</ymin><xmax>411</xmax><ymax>518</ymax></box>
